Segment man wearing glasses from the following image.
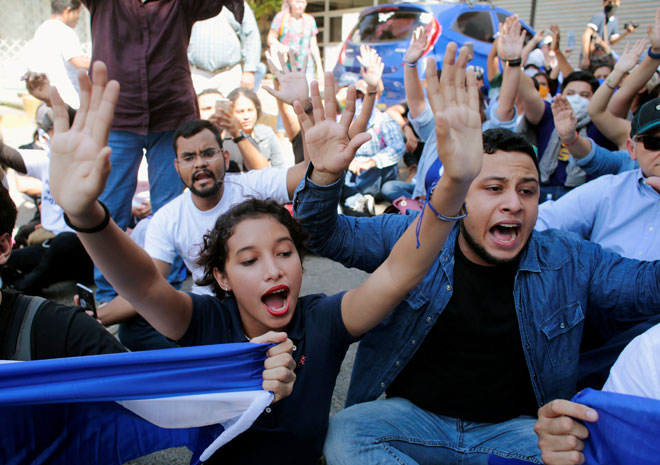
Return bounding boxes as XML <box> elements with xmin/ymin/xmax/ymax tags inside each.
<box><xmin>97</xmin><ymin>119</ymin><xmax>306</xmax><ymax>349</ymax></box>
<box><xmin>535</xmin><ymin>97</ymin><xmax>660</xmax><ymax>390</ymax></box>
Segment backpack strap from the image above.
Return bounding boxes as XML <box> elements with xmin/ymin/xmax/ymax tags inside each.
<box><xmin>8</xmin><ymin>294</ymin><xmax>47</xmax><ymax>361</ymax></box>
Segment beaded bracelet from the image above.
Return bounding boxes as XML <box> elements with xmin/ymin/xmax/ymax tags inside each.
<box><xmin>404</xmin><ymin>60</ymin><xmax>417</xmax><ymax>68</ymax></box>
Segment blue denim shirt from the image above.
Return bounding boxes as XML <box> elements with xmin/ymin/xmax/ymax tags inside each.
<box><xmin>293</xmin><ymin>167</ymin><xmax>660</xmax><ymax>409</ymax></box>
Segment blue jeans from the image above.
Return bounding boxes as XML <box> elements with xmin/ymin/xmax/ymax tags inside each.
<box><xmin>381</xmin><ymin>180</ymin><xmax>415</xmax><ymax>203</ymax></box>
<box><xmin>344</xmin><ymin>164</ymin><xmax>398</xmax><ymax>200</ymax></box>
<box><xmin>324</xmin><ymin>398</ymin><xmax>543</xmax><ymax>465</ymax></box>
<box><xmin>95</xmin><ymin>130</ymin><xmax>184</xmax><ymax>302</ymax></box>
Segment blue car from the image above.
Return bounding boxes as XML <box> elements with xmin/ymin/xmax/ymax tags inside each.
<box><xmin>332</xmin><ymin>0</ymin><xmax>534</xmax><ymax>105</ymax></box>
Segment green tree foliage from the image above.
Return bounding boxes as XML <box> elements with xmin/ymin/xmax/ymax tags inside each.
<box><xmin>247</xmin><ymin>0</ymin><xmax>282</xmax><ymax>20</ymax></box>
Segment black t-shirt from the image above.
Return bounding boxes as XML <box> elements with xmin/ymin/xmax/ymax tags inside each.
<box><xmin>0</xmin><ymin>290</ymin><xmax>126</xmax><ymax>360</ymax></box>
<box><xmin>386</xmin><ymin>244</ymin><xmax>538</xmax><ymax>423</ymax></box>
<box><xmin>179</xmin><ymin>292</ymin><xmax>355</xmax><ymax>465</ymax></box>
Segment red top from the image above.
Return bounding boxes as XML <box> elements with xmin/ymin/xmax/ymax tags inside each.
<box><xmin>81</xmin><ymin>0</ymin><xmax>243</xmax><ymax>134</ymax></box>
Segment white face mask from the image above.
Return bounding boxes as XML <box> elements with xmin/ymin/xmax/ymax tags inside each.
<box><xmin>565</xmin><ymin>94</ymin><xmax>590</xmax><ymax>115</ymax></box>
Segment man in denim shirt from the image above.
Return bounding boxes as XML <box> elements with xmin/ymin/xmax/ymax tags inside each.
<box><xmin>294</xmin><ymin>118</ymin><xmax>660</xmax><ymax>462</ymax></box>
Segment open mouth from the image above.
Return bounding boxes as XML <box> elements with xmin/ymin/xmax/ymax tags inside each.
<box><xmin>193</xmin><ymin>170</ymin><xmax>214</xmax><ymax>182</ymax></box>
<box><xmin>261</xmin><ymin>285</ymin><xmax>290</xmax><ymax>317</ymax></box>
<box><xmin>490</xmin><ymin>223</ymin><xmax>520</xmax><ymax>247</ymax></box>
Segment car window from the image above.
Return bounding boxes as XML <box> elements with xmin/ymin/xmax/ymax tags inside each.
<box><xmin>451</xmin><ymin>11</ymin><xmax>494</xmax><ymax>43</ymax></box>
<box><xmin>351</xmin><ymin>10</ymin><xmax>434</xmax><ymax>43</ymax></box>
<box><xmin>496</xmin><ymin>12</ymin><xmax>534</xmax><ymax>43</ymax></box>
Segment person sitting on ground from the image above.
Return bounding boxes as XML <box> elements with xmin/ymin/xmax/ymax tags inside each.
<box><xmin>48</xmin><ymin>55</ymin><xmax>484</xmax><ymax>464</ymax></box>
<box><xmin>90</xmin><ymin>112</ymin><xmax>309</xmax><ymax>351</ymax></box>
<box><xmin>0</xmin><ymin>108</ymin><xmax>93</xmax><ymax>295</ymax></box>
<box><xmin>534</xmin><ymin>318</ymin><xmax>660</xmax><ymax>465</ymax></box>
<box><xmin>341</xmin><ymin>77</ymin><xmax>406</xmax><ymax>214</ymax></box>
<box><xmin>294</xmin><ymin>40</ymin><xmax>660</xmax><ymax>465</ymax></box>
<box><xmin>214</xmin><ymin>87</ymin><xmax>288</xmax><ymax>170</ymax></box>
<box><xmin>0</xmin><ymin>183</ymin><xmax>125</xmax><ymax>360</ymax></box>
<box><xmin>549</xmin><ymin>93</ymin><xmax>637</xmax><ymax>180</ymax></box>
<box><xmin>537</xmin><ymin>96</ymin><xmax>660</xmax><ymax>389</ymax></box>
<box><xmin>515</xmin><ymin>64</ymin><xmax>618</xmax><ymax>200</ymax></box>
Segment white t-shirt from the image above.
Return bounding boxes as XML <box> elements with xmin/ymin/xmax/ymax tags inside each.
<box><xmin>145</xmin><ymin>168</ymin><xmax>290</xmax><ymax>295</ymax></box>
<box><xmin>21</xmin><ymin>148</ymin><xmax>73</xmax><ymax>235</ymax></box>
<box><xmin>28</xmin><ymin>19</ymin><xmax>85</xmax><ymax>108</ymax></box>
<box><xmin>603</xmin><ymin>323</ymin><xmax>660</xmax><ymax>399</ymax></box>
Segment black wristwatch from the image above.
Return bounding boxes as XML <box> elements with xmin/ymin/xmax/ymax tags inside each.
<box><xmin>232</xmin><ymin>131</ymin><xmax>247</xmax><ymax>143</ymax></box>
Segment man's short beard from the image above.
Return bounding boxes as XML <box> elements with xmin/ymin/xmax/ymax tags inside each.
<box><xmin>459</xmin><ymin>219</ymin><xmax>522</xmax><ymax>266</ymax></box>
<box><xmin>188</xmin><ymin>168</ymin><xmax>224</xmax><ymax>198</ymax></box>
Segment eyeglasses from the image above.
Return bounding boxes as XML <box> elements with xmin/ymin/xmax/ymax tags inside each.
<box><xmin>634</xmin><ymin>135</ymin><xmax>660</xmax><ymax>151</ymax></box>
<box><xmin>176</xmin><ymin>148</ymin><xmax>222</xmax><ymax>167</ymax></box>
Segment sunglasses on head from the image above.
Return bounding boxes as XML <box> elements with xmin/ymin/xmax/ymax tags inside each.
<box><xmin>634</xmin><ymin>135</ymin><xmax>660</xmax><ymax>151</ymax></box>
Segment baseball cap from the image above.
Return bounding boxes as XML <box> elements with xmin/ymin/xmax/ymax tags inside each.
<box><xmin>631</xmin><ymin>97</ymin><xmax>660</xmax><ymax>137</ymax></box>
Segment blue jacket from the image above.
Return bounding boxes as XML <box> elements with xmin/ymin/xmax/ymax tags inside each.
<box><xmin>293</xmin><ymin>169</ymin><xmax>660</xmax><ymax>408</ymax></box>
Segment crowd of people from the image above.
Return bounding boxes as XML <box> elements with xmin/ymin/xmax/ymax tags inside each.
<box><xmin>1</xmin><ymin>0</ymin><xmax>660</xmax><ymax>464</ymax></box>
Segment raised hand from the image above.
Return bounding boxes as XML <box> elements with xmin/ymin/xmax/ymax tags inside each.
<box><xmin>649</xmin><ymin>7</ymin><xmax>660</xmax><ymax>52</ymax></box>
<box><xmin>294</xmin><ymin>72</ymin><xmax>372</xmax><ymax>185</ymax></box>
<box><xmin>49</xmin><ymin>61</ymin><xmax>119</xmax><ymax>221</ymax></box>
<box><xmin>22</xmin><ymin>72</ymin><xmax>52</xmax><ymax>106</ymax></box>
<box><xmin>210</xmin><ymin>108</ymin><xmax>242</xmax><ymax>139</ymax></box>
<box><xmin>614</xmin><ymin>39</ymin><xmax>648</xmax><ymax>74</ymax></box>
<box><xmin>264</xmin><ymin>49</ymin><xmax>310</xmax><ymax>106</ymax></box>
<box><xmin>551</xmin><ymin>95</ymin><xmax>578</xmax><ymax>143</ymax></box>
<box><xmin>250</xmin><ymin>331</ymin><xmax>296</xmax><ymax>403</ymax></box>
<box><xmin>424</xmin><ymin>43</ymin><xmax>483</xmax><ymax>184</ymax></box>
<box><xmin>549</xmin><ymin>24</ymin><xmax>561</xmax><ymax>52</ymax></box>
<box><xmin>357</xmin><ymin>45</ymin><xmax>384</xmax><ymax>89</ymax></box>
<box><xmin>405</xmin><ymin>26</ymin><xmax>430</xmax><ymax>64</ymax></box>
<box><xmin>498</xmin><ymin>15</ymin><xmax>526</xmax><ymax>61</ymax></box>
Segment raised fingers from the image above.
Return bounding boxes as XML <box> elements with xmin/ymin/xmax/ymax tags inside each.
<box><xmin>50</xmin><ymin>86</ymin><xmax>71</xmax><ymax>134</ymax></box>
<box><xmin>425</xmin><ymin>57</ymin><xmax>442</xmax><ymax>113</ymax></box>
<box><xmin>323</xmin><ymin>72</ymin><xmax>337</xmax><ymax>120</ymax></box>
<box><xmin>339</xmin><ymin>84</ymin><xmax>356</xmax><ymax>129</ymax></box>
<box><xmin>465</xmin><ymin>67</ymin><xmax>479</xmax><ymax>113</ymax></box>
<box><xmin>265</xmin><ymin>50</ymin><xmax>283</xmax><ymax>80</ymax></box>
<box><xmin>454</xmin><ymin>44</ymin><xmax>471</xmax><ymax>106</ymax></box>
<box><xmin>310</xmin><ymin>79</ymin><xmax>325</xmax><ymax>122</ymax></box>
<box><xmin>440</xmin><ymin>42</ymin><xmax>458</xmax><ymax>106</ymax></box>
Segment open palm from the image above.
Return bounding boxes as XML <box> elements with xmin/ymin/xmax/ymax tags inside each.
<box><xmin>425</xmin><ymin>44</ymin><xmax>483</xmax><ymax>184</ymax></box>
<box><xmin>294</xmin><ymin>73</ymin><xmax>371</xmax><ymax>178</ymax></box>
<box><xmin>264</xmin><ymin>50</ymin><xmax>310</xmax><ymax>105</ymax></box>
<box><xmin>49</xmin><ymin>62</ymin><xmax>118</xmax><ymax>217</ymax></box>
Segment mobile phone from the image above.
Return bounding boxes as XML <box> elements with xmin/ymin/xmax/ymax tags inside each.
<box><xmin>215</xmin><ymin>98</ymin><xmax>230</xmax><ymax>113</ymax></box>
<box><xmin>76</xmin><ymin>283</ymin><xmax>97</xmax><ymax>319</ymax></box>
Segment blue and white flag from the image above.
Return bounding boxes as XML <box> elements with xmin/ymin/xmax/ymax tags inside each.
<box><xmin>0</xmin><ymin>343</ymin><xmax>273</xmax><ymax>465</ymax></box>
<box><xmin>572</xmin><ymin>388</ymin><xmax>660</xmax><ymax>465</ymax></box>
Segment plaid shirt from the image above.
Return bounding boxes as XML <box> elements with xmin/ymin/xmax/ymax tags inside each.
<box><xmin>354</xmin><ymin>110</ymin><xmax>405</xmax><ymax>169</ymax></box>
<box><xmin>188</xmin><ymin>2</ymin><xmax>261</xmax><ymax>73</ymax></box>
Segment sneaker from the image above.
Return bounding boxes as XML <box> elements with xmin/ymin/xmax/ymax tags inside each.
<box><xmin>343</xmin><ymin>193</ymin><xmax>375</xmax><ymax>217</ymax></box>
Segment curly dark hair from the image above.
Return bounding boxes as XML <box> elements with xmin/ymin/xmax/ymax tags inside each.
<box><xmin>196</xmin><ymin>198</ymin><xmax>307</xmax><ymax>299</ymax></box>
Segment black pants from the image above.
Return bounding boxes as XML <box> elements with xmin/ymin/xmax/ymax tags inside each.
<box><xmin>2</xmin><ymin>232</ymin><xmax>93</xmax><ymax>295</ymax></box>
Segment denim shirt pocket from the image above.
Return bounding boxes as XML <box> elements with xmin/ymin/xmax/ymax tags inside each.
<box><xmin>540</xmin><ymin>302</ymin><xmax>585</xmax><ymax>367</ymax></box>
